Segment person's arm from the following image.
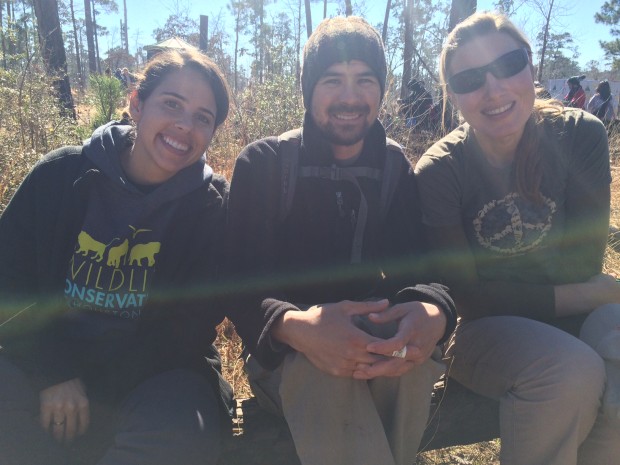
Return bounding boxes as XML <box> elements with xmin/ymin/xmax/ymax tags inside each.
<box><xmin>0</xmin><ymin>154</ymin><xmax>92</xmax><ymax>441</ymax></box>
<box><xmin>225</xmin><ymin>139</ymin><xmax>293</xmax><ymax>369</ymax></box>
<box><xmin>375</xmin><ymin>160</ymin><xmax>457</xmax><ymax>337</ymax></box>
<box><xmin>349</xmin><ymin>159</ymin><xmax>456</xmax><ymax>379</ymax></box>
<box><xmin>0</xmin><ymin>168</ymin><xmax>38</xmax><ymax>299</ymax></box>
<box><xmin>353</xmin><ymin>300</ymin><xmax>448</xmax><ymax>379</ymax></box>
<box><xmin>271</xmin><ymin>299</ymin><xmax>392</xmax><ymax>377</ymax></box>
<box><xmin>577</xmin><ymin>89</ymin><xmax>587</xmax><ymax>109</ymax></box>
<box><xmin>553</xmin><ymin>112</ymin><xmax>619</xmax><ymax>313</ymax></box>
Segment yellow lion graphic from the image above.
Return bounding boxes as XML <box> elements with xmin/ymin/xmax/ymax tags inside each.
<box><xmin>76</xmin><ymin>231</ymin><xmax>107</xmax><ymax>262</ymax></box>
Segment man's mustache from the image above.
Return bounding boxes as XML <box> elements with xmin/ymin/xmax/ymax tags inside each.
<box><xmin>327</xmin><ymin>104</ymin><xmax>371</xmax><ymax>115</ymax></box>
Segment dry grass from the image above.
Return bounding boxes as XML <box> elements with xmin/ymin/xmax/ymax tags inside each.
<box><xmin>417</xmin><ymin>441</ymin><xmax>501</xmax><ymax>465</ymax></box>
<box><xmin>215</xmin><ymin>318</ymin><xmax>253</xmax><ymax>399</ymax></box>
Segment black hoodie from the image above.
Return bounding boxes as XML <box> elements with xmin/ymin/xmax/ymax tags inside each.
<box><xmin>0</xmin><ymin>122</ymin><xmax>253</xmax><ymax>407</ymax></box>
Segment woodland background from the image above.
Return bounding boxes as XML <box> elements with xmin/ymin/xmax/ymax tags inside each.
<box><xmin>5</xmin><ymin>0</ymin><xmax>620</xmax><ymax>124</ymax></box>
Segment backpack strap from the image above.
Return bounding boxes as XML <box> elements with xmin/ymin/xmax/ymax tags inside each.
<box><xmin>277</xmin><ymin>128</ymin><xmax>303</xmax><ymax>224</ymax></box>
<box><xmin>297</xmin><ymin>165</ymin><xmax>380</xmax><ymax>263</ymax></box>
<box><xmin>276</xmin><ymin>130</ymin><xmax>406</xmax><ymax>263</ymax></box>
<box><xmin>381</xmin><ymin>138</ymin><xmax>406</xmax><ymax>223</ymax></box>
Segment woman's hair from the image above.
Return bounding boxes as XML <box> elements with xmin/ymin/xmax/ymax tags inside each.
<box><xmin>439</xmin><ymin>12</ymin><xmax>563</xmax><ymax>203</ymax></box>
<box><xmin>597</xmin><ymin>80</ymin><xmax>612</xmax><ymax>101</ymax></box>
<box><xmin>127</xmin><ymin>48</ymin><xmax>231</xmax><ymax>129</ymax></box>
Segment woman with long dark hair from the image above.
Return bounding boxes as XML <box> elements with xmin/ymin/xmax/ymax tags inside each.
<box><xmin>0</xmin><ymin>48</ymin><xmax>253</xmax><ymax>465</ymax></box>
<box><xmin>588</xmin><ymin>79</ymin><xmax>616</xmax><ymax>123</ymax></box>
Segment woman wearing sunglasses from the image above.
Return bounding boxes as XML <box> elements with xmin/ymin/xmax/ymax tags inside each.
<box><xmin>415</xmin><ymin>12</ymin><xmax>620</xmax><ymax>465</ymax></box>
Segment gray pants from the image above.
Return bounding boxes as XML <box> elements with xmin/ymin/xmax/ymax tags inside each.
<box><xmin>446</xmin><ymin>304</ymin><xmax>620</xmax><ymax>465</ymax></box>
<box><xmin>247</xmin><ymin>349</ymin><xmax>445</xmax><ymax>465</ymax></box>
<box><xmin>0</xmin><ymin>360</ymin><xmax>224</xmax><ymax>465</ymax></box>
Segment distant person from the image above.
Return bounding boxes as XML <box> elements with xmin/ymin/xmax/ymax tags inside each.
<box><xmin>121</xmin><ymin>67</ymin><xmax>137</xmax><ymax>91</ymax></box>
<box><xmin>113</xmin><ymin>67</ymin><xmax>123</xmax><ymax>82</ymax></box>
<box><xmin>534</xmin><ymin>80</ymin><xmax>551</xmax><ymax>99</ymax></box>
<box><xmin>416</xmin><ymin>12</ymin><xmax>620</xmax><ymax>465</ymax></box>
<box><xmin>564</xmin><ymin>74</ymin><xmax>586</xmax><ymax>109</ymax></box>
<box><xmin>588</xmin><ymin>79</ymin><xmax>616</xmax><ymax>124</ymax></box>
<box><xmin>399</xmin><ymin>78</ymin><xmax>433</xmax><ymax>129</ymax></box>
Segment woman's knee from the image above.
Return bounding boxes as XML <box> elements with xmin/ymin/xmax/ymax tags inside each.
<box><xmin>580</xmin><ymin>303</ymin><xmax>620</xmax><ymax>356</ymax></box>
<box><xmin>125</xmin><ymin>369</ymin><xmax>220</xmax><ymax>426</ymax></box>
<box><xmin>0</xmin><ymin>356</ymin><xmax>38</xmax><ymax>409</ymax></box>
<box><xmin>115</xmin><ymin>369</ymin><xmax>224</xmax><ymax>464</ymax></box>
<box><xmin>531</xmin><ymin>337</ymin><xmax>605</xmax><ymax>403</ymax></box>
<box><xmin>449</xmin><ymin>317</ymin><xmax>605</xmax><ymax>401</ymax></box>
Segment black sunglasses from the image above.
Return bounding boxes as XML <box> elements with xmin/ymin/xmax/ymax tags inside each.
<box><xmin>448</xmin><ymin>48</ymin><xmax>530</xmax><ymax>94</ymax></box>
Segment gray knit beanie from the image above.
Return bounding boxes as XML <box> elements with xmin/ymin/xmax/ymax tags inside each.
<box><xmin>301</xmin><ymin>16</ymin><xmax>387</xmax><ymax>110</ymax></box>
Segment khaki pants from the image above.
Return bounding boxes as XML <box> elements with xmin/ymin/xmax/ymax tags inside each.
<box><xmin>446</xmin><ymin>309</ymin><xmax>620</xmax><ymax>465</ymax></box>
<box><xmin>246</xmin><ymin>350</ymin><xmax>444</xmax><ymax>465</ymax></box>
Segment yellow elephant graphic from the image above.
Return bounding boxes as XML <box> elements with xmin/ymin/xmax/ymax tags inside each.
<box><xmin>129</xmin><ymin>242</ymin><xmax>161</xmax><ymax>267</ymax></box>
<box><xmin>107</xmin><ymin>239</ymin><xmax>129</xmax><ymax>268</ymax></box>
<box><xmin>76</xmin><ymin>231</ymin><xmax>107</xmax><ymax>262</ymax></box>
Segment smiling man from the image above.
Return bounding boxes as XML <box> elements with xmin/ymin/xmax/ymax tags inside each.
<box><xmin>227</xmin><ymin>16</ymin><xmax>456</xmax><ymax>465</ymax></box>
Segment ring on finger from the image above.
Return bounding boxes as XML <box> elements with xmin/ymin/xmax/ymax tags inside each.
<box><xmin>52</xmin><ymin>420</ymin><xmax>66</xmax><ymax>426</ymax></box>
<box><xmin>391</xmin><ymin>346</ymin><xmax>407</xmax><ymax>358</ymax></box>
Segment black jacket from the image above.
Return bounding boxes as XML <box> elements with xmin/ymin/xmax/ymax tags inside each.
<box><xmin>227</xmin><ymin>116</ymin><xmax>456</xmax><ymax>369</ymax></box>
<box><xmin>0</xmin><ymin>124</ymin><xmax>263</xmax><ymax>406</ymax></box>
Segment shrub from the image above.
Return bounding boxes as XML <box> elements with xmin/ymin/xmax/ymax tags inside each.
<box><xmin>88</xmin><ymin>74</ymin><xmax>125</xmax><ymax>129</ymax></box>
<box><xmin>0</xmin><ymin>67</ymin><xmax>80</xmax><ymax>212</ymax></box>
<box><xmin>230</xmin><ymin>74</ymin><xmax>304</xmax><ymax>146</ymax></box>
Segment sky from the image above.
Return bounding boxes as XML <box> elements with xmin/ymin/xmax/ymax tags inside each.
<box><xmin>94</xmin><ymin>0</ymin><xmax>615</xmax><ymax>70</ymax></box>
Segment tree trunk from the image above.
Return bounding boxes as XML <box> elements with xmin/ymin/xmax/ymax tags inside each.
<box><xmin>233</xmin><ymin>6</ymin><xmax>240</xmax><ymax>92</ymax></box>
<box><xmin>344</xmin><ymin>0</ymin><xmax>352</xmax><ymax>16</ymax></box>
<box><xmin>1</xmin><ymin>0</ymin><xmax>6</xmax><ymax>69</ymax></box>
<box><xmin>258</xmin><ymin>0</ymin><xmax>263</xmax><ymax>83</ymax></box>
<box><xmin>84</xmin><ymin>0</ymin><xmax>97</xmax><ymax>73</ymax></box>
<box><xmin>92</xmin><ymin>1</ymin><xmax>101</xmax><ymax>73</ymax></box>
<box><xmin>200</xmin><ymin>15</ymin><xmax>208</xmax><ymax>52</ymax></box>
<box><xmin>6</xmin><ymin>0</ymin><xmax>15</xmax><ymax>55</ymax></box>
<box><xmin>69</xmin><ymin>0</ymin><xmax>83</xmax><ymax>89</ymax></box>
<box><xmin>32</xmin><ymin>0</ymin><xmax>76</xmax><ymax>118</ymax></box>
<box><xmin>536</xmin><ymin>0</ymin><xmax>555</xmax><ymax>82</ymax></box>
<box><xmin>123</xmin><ymin>0</ymin><xmax>128</xmax><ymax>54</ymax></box>
<box><xmin>304</xmin><ymin>0</ymin><xmax>312</xmax><ymax>38</ymax></box>
<box><xmin>449</xmin><ymin>0</ymin><xmax>477</xmax><ymax>32</ymax></box>
<box><xmin>296</xmin><ymin>0</ymin><xmax>301</xmax><ymax>87</ymax></box>
<box><xmin>382</xmin><ymin>0</ymin><xmax>392</xmax><ymax>44</ymax></box>
<box><xmin>401</xmin><ymin>0</ymin><xmax>414</xmax><ymax>99</ymax></box>
<box><xmin>21</xmin><ymin>1</ymin><xmax>30</xmax><ymax>62</ymax></box>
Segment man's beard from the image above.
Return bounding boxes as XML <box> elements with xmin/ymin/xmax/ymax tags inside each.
<box><xmin>314</xmin><ymin>103</ymin><xmax>373</xmax><ymax>146</ymax></box>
